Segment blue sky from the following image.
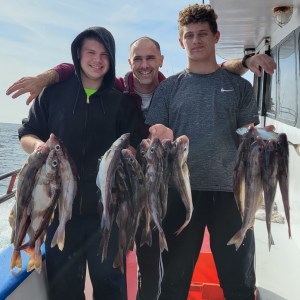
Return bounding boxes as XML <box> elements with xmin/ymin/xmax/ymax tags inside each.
<box><xmin>1</xmin><ymin>0</ymin><xmax>252</xmax><ymax>124</ymax></box>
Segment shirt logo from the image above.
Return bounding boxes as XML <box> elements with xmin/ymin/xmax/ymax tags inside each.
<box><xmin>221</xmin><ymin>88</ymin><xmax>234</xmax><ymax>92</ymax></box>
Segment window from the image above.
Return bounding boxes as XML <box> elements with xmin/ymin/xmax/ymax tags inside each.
<box><xmin>277</xmin><ymin>33</ymin><xmax>298</xmax><ymax>125</ymax></box>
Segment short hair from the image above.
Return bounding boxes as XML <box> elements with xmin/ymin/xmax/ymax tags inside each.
<box><xmin>178</xmin><ymin>4</ymin><xmax>218</xmax><ymax>37</ymax></box>
<box><xmin>129</xmin><ymin>36</ymin><xmax>161</xmax><ymax>54</ymax></box>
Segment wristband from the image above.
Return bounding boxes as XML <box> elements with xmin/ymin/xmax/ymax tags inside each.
<box><xmin>242</xmin><ymin>53</ymin><xmax>255</xmax><ymax>68</ymax></box>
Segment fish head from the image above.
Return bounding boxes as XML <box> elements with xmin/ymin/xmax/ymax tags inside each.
<box><xmin>29</xmin><ymin>142</ymin><xmax>51</xmax><ymax>166</ymax></box>
<box><xmin>137</xmin><ymin>139</ymin><xmax>151</xmax><ymax>158</ymax></box>
<box><xmin>121</xmin><ymin>148</ymin><xmax>143</xmax><ymax>178</ymax></box>
<box><xmin>146</xmin><ymin>138</ymin><xmax>164</xmax><ymax>161</ymax></box>
<box><xmin>162</xmin><ymin>139</ymin><xmax>173</xmax><ymax>153</ymax></box>
<box><xmin>45</xmin><ymin>133</ymin><xmax>62</xmax><ymax>151</ymax></box>
<box><xmin>171</xmin><ymin>135</ymin><xmax>189</xmax><ymax>162</ymax></box>
<box><xmin>112</xmin><ymin>133</ymin><xmax>130</xmax><ymax>150</ymax></box>
<box><xmin>277</xmin><ymin>133</ymin><xmax>288</xmax><ymax>147</ymax></box>
<box><xmin>46</xmin><ymin>149</ymin><xmax>60</xmax><ymax>171</ymax></box>
<box><xmin>121</xmin><ymin>148</ymin><xmax>135</xmax><ymax>166</ymax></box>
<box><xmin>243</xmin><ymin>127</ymin><xmax>259</xmax><ymax>142</ymax></box>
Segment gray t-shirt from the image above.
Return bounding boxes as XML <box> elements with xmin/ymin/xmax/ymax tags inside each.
<box><xmin>145</xmin><ymin>68</ymin><xmax>259</xmax><ymax>192</ymax></box>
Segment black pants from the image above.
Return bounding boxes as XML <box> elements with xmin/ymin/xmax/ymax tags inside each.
<box><xmin>159</xmin><ymin>189</ymin><xmax>256</xmax><ymax>300</ymax></box>
<box><xmin>135</xmin><ymin>219</ymin><xmax>161</xmax><ymax>300</ymax></box>
<box><xmin>45</xmin><ymin>213</ymin><xmax>127</xmax><ymax>300</ymax></box>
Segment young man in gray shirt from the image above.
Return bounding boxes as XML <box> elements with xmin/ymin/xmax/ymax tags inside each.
<box><xmin>147</xmin><ymin>4</ymin><xmax>258</xmax><ymax>300</ymax></box>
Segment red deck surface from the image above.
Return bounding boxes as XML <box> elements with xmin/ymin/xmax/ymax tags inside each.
<box><xmin>188</xmin><ymin>228</ymin><xmax>225</xmax><ymax>300</ymax></box>
<box><xmin>85</xmin><ymin>228</ymin><xmax>223</xmax><ymax>300</ymax></box>
<box><xmin>85</xmin><ymin>228</ymin><xmax>258</xmax><ymax>300</ymax></box>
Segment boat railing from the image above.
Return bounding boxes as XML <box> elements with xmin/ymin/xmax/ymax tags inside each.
<box><xmin>0</xmin><ymin>169</ymin><xmax>20</xmax><ymax>205</ymax></box>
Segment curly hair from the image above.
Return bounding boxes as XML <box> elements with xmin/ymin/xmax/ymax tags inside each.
<box><xmin>178</xmin><ymin>4</ymin><xmax>218</xmax><ymax>37</ymax></box>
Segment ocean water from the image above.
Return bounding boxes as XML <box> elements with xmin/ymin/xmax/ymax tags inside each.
<box><xmin>0</xmin><ymin>122</ymin><xmax>28</xmax><ymax>252</ymax></box>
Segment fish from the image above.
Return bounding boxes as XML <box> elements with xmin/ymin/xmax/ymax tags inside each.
<box><xmin>10</xmin><ymin>134</ymin><xmax>58</xmax><ymax>272</ymax></box>
<box><xmin>96</xmin><ymin>133</ymin><xmax>130</xmax><ymax>231</ymax></box>
<box><xmin>22</xmin><ymin>149</ymin><xmax>61</xmax><ymax>272</ymax></box>
<box><xmin>233</xmin><ymin>127</ymin><xmax>258</xmax><ymax>218</ymax></box>
<box><xmin>136</xmin><ymin>138</ymin><xmax>151</xmax><ymax>174</ymax></box>
<box><xmin>169</xmin><ymin>135</ymin><xmax>193</xmax><ymax>236</ymax></box>
<box><xmin>159</xmin><ymin>139</ymin><xmax>173</xmax><ymax>220</ymax></box>
<box><xmin>236</xmin><ymin>127</ymin><xmax>277</xmax><ymax>140</ymax></box>
<box><xmin>121</xmin><ymin>148</ymin><xmax>147</xmax><ymax>249</ymax></box>
<box><xmin>236</xmin><ymin>127</ymin><xmax>300</xmax><ymax>156</ymax></box>
<box><xmin>262</xmin><ymin>140</ymin><xmax>278</xmax><ymax>250</ymax></box>
<box><xmin>114</xmin><ymin>199</ymin><xmax>130</xmax><ymax>273</ymax></box>
<box><xmin>11</xmin><ymin>148</ymin><xmax>61</xmax><ymax>273</ymax></box>
<box><xmin>277</xmin><ymin>133</ymin><xmax>291</xmax><ymax>238</ymax></box>
<box><xmin>228</xmin><ymin>138</ymin><xmax>265</xmax><ymax>250</ymax></box>
<box><xmin>51</xmin><ymin>139</ymin><xmax>77</xmax><ymax>251</ymax></box>
<box><xmin>111</xmin><ymin>162</ymin><xmax>131</xmax><ymax>272</ymax></box>
<box><xmin>9</xmin><ymin>203</ymin><xmax>16</xmax><ymax>244</ymax></box>
<box><xmin>135</xmin><ymin>139</ymin><xmax>153</xmax><ymax>247</ymax></box>
<box><xmin>145</xmin><ymin>138</ymin><xmax>168</xmax><ymax>252</ymax></box>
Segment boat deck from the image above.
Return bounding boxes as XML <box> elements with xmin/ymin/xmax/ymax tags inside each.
<box><xmin>255</xmin><ymin>219</ymin><xmax>300</xmax><ymax>300</ymax></box>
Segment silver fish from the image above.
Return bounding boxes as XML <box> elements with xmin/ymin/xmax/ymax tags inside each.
<box><xmin>24</xmin><ymin>149</ymin><xmax>61</xmax><ymax>272</ymax></box>
<box><xmin>277</xmin><ymin>133</ymin><xmax>291</xmax><ymax>239</ymax></box>
<box><xmin>145</xmin><ymin>138</ymin><xmax>168</xmax><ymax>252</ymax></box>
<box><xmin>159</xmin><ymin>139</ymin><xmax>173</xmax><ymax>220</ymax></box>
<box><xmin>233</xmin><ymin>127</ymin><xmax>258</xmax><ymax>218</ymax></box>
<box><xmin>10</xmin><ymin>134</ymin><xmax>59</xmax><ymax>272</ymax></box>
<box><xmin>228</xmin><ymin>138</ymin><xmax>265</xmax><ymax>250</ymax></box>
<box><xmin>96</xmin><ymin>133</ymin><xmax>130</xmax><ymax>231</ymax></box>
<box><xmin>121</xmin><ymin>148</ymin><xmax>147</xmax><ymax>249</ymax></box>
<box><xmin>136</xmin><ymin>138</ymin><xmax>151</xmax><ymax>174</ymax></box>
<box><xmin>112</xmin><ymin>162</ymin><xmax>132</xmax><ymax>273</ymax></box>
<box><xmin>11</xmin><ymin>148</ymin><xmax>61</xmax><ymax>272</ymax></box>
<box><xmin>262</xmin><ymin>139</ymin><xmax>278</xmax><ymax>250</ymax></box>
<box><xmin>236</xmin><ymin>127</ymin><xmax>300</xmax><ymax>156</ymax></box>
<box><xmin>50</xmin><ymin>138</ymin><xmax>77</xmax><ymax>251</ymax></box>
<box><xmin>170</xmin><ymin>135</ymin><xmax>193</xmax><ymax>236</ymax></box>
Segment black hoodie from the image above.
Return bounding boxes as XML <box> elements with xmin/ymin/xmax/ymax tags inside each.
<box><xmin>19</xmin><ymin>26</ymin><xmax>140</xmax><ymax>215</ymax></box>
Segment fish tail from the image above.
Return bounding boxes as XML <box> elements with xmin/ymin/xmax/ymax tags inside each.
<box><xmin>26</xmin><ymin>249</ymin><xmax>42</xmax><ymax>274</ymax></box>
<box><xmin>159</xmin><ymin>231</ymin><xmax>168</xmax><ymax>252</ymax></box>
<box><xmin>51</xmin><ymin>226</ymin><xmax>66</xmax><ymax>251</ymax></box>
<box><xmin>265</xmin><ymin>213</ymin><xmax>273</xmax><ymax>251</ymax></box>
<box><xmin>113</xmin><ymin>250</ymin><xmax>124</xmax><ymax>274</ymax></box>
<box><xmin>27</xmin><ymin>258</ymin><xmax>35</xmax><ymax>272</ymax></box>
<box><xmin>268</xmin><ymin>233</ymin><xmax>275</xmax><ymax>251</ymax></box>
<box><xmin>16</xmin><ymin>242</ymin><xmax>30</xmax><ymax>251</ymax></box>
<box><xmin>100</xmin><ymin>243</ymin><xmax>108</xmax><ymax>262</ymax></box>
<box><xmin>10</xmin><ymin>250</ymin><xmax>22</xmax><ymax>271</ymax></box>
<box><xmin>99</xmin><ymin>233</ymin><xmax>109</xmax><ymax>262</ymax></box>
<box><xmin>174</xmin><ymin>217</ymin><xmax>190</xmax><ymax>236</ymax></box>
<box><xmin>101</xmin><ymin>214</ymin><xmax>110</xmax><ymax>230</ymax></box>
<box><xmin>227</xmin><ymin>229</ymin><xmax>246</xmax><ymax>251</ymax></box>
<box><xmin>140</xmin><ymin>228</ymin><xmax>153</xmax><ymax>247</ymax></box>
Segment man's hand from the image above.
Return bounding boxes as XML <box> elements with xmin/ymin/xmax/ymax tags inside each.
<box><xmin>149</xmin><ymin>124</ymin><xmax>174</xmax><ymax>141</ymax></box>
<box><xmin>246</xmin><ymin>54</ymin><xmax>277</xmax><ymax>77</ymax></box>
<box><xmin>6</xmin><ymin>70</ymin><xmax>59</xmax><ymax>105</ymax></box>
<box><xmin>20</xmin><ymin>135</ymin><xmax>45</xmax><ymax>154</ymax></box>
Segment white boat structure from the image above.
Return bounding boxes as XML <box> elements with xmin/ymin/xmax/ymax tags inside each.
<box><xmin>210</xmin><ymin>0</ymin><xmax>300</xmax><ymax>299</ymax></box>
<box><xmin>1</xmin><ymin>0</ymin><xmax>300</xmax><ymax>299</ymax></box>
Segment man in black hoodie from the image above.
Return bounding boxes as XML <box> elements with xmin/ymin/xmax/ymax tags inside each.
<box><xmin>18</xmin><ymin>26</ymin><xmax>140</xmax><ymax>300</ymax></box>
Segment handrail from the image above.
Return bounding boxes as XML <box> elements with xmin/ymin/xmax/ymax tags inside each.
<box><xmin>0</xmin><ymin>169</ymin><xmax>20</xmax><ymax>205</ymax></box>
